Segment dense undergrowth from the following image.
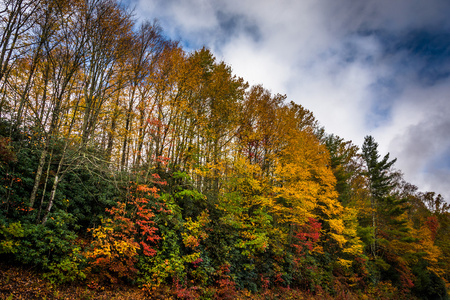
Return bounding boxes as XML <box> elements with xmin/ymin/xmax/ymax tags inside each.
<box><xmin>0</xmin><ymin>262</ymin><xmax>414</xmax><ymax>300</ymax></box>
<box><xmin>0</xmin><ymin>120</ymin><xmax>448</xmax><ymax>299</ymax></box>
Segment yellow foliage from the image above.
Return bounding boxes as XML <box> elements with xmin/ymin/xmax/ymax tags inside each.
<box><xmin>328</xmin><ymin>219</ymin><xmax>345</xmax><ymax>235</ymax></box>
<box><xmin>330</xmin><ymin>233</ymin><xmax>348</xmax><ymax>248</ymax></box>
<box><xmin>412</xmin><ymin>222</ymin><xmax>444</xmax><ymax>275</ymax></box>
<box><xmin>337</xmin><ymin>258</ymin><xmax>353</xmax><ymax>269</ymax></box>
<box><xmin>114</xmin><ymin>240</ymin><xmax>138</xmax><ymax>256</ymax></box>
<box><xmin>343</xmin><ymin>244</ymin><xmax>365</xmax><ymax>257</ymax></box>
<box><xmin>181</xmin><ymin>211</ymin><xmax>210</xmax><ymax>250</ymax></box>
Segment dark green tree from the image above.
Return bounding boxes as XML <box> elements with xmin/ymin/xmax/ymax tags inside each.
<box><xmin>322</xmin><ymin>134</ymin><xmax>359</xmax><ymax>205</ymax></box>
<box><xmin>362</xmin><ymin>136</ymin><xmax>417</xmax><ymax>293</ymax></box>
<box><xmin>361</xmin><ymin>135</ymin><xmax>397</xmax><ymax>259</ymax></box>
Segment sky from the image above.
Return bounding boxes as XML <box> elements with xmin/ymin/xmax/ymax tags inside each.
<box><xmin>128</xmin><ymin>0</ymin><xmax>450</xmax><ymax>202</ymax></box>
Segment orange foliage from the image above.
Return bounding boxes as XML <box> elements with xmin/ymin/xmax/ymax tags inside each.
<box><xmin>85</xmin><ymin>183</ymin><xmax>165</xmax><ymax>283</ymax></box>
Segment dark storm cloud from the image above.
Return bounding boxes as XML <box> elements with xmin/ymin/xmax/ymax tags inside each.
<box><xmin>323</xmin><ymin>0</ymin><xmax>450</xmax><ymax>33</ymax></box>
<box><xmin>374</xmin><ymin>30</ymin><xmax>450</xmax><ymax>86</ymax></box>
<box><xmin>402</xmin><ymin>31</ymin><xmax>450</xmax><ymax>85</ymax></box>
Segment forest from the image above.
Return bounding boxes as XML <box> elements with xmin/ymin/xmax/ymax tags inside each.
<box><xmin>0</xmin><ymin>0</ymin><xmax>449</xmax><ymax>299</ymax></box>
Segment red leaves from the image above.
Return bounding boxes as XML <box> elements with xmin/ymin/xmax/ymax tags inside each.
<box><xmin>397</xmin><ymin>261</ymin><xmax>415</xmax><ymax>294</ymax></box>
<box><xmin>86</xmin><ymin>182</ymin><xmax>166</xmax><ymax>283</ymax></box>
<box><xmin>293</xmin><ymin>217</ymin><xmax>322</xmax><ymax>253</ymax></box>
<box><xmin>425</xmin><ymin>215</ymin><xmax>439</xmax><ymax>240</ymax></box>
<box><xmin>136</xmin><ymin>185</ymin><xmax>159</xmax><ymax>198</ymax></box>
<box><xmin>214</xmin><ymin>264</ymin><xmax>237</xmax><ymax>299</ymax></box>
<box><xmin>130</xmin><ymin>185</ymin><xmax>162</xmax><ymax>257</ymax></box>
<box><xmin>140</xmin><ymin>241</ymin><xmax>156</xmax><ymax>257</ymax></box>
<box><xmin>192</xmin><ymin>257</ymin><xmax>203</xmax><ymax>268</ymax></box>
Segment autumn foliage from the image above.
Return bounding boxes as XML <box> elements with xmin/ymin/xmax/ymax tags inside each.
<box><xmin>0</xmin><ymin>0</ymin><xmax>449</xmax><ymax>299</ymax></box>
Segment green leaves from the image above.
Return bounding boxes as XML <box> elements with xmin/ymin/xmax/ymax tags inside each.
<box><xmin>0</xmin><ymin>1</ymin><xmax>448</xmax><ymax>297</ymax></box>
<box><xmin>0</xmin><ymin>221</ymin><xmax>24</xmax><ymax>254</ymax></box>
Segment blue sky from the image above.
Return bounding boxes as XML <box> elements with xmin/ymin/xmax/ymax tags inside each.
<box><xmin>128</xmin><ymin>0</ymin><xmax>450</xmax><ymax>201</ymax></box>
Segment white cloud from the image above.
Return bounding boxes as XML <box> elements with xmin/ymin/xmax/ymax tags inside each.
<box><xmin>378</xmin><ymin>81</ymin><xmax>450</xmax><ymax>198</ymax></box>
<box><xmin>131</xmin><ymin>0</ymin><xmax>450</xmax><ymax>201</ymax></box>
<box><xmin>218</xmin><ymin>35</ymin><xmax>292</xmax><ymax>94</ymax></box>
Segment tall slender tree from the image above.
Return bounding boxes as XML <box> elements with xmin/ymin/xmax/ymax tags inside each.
<box><xmin>361</xmin><ymin>135</ymin><xmax>397</xmax><ymax>258</ymax></box>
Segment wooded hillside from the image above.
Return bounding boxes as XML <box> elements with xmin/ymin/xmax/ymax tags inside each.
<box><xmin>0</xmin><ymin>0</ymin><xmax>449</xmax><ymax>299</ymax></box>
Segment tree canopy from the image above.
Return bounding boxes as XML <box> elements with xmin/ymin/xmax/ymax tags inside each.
<box><xmin>0</xmin><ymin>1</ymin><xmax>448</xmax><ymax>299</ymax></box>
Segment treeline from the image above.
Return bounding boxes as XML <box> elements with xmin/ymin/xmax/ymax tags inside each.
<box><xmin>0</xmin><ymin>0</ymin><xmax>449</xmax><ymax>299</ymax></box>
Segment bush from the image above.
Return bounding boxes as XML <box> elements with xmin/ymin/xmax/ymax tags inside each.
<box><xmin>14</xmin><ymin>210</ymin><xmax>86</xmax><ymax>283</ymax></box>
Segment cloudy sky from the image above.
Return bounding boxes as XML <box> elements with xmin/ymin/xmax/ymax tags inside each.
<box><xmin>128</xmin><ymin>0</ymin><xmax>450</xmax><ymax>201</ymax></box>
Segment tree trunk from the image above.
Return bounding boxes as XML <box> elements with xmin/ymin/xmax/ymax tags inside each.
<box><xmin>29</xmin><ymin>147</ymin><xmax>47</xmax><ymax>208</ymax></box>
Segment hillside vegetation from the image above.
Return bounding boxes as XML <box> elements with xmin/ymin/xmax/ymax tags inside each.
<box><xmin>0</xmin><ymin>0</ymin><xmax>449</xmax><ymax>299</ymax></box>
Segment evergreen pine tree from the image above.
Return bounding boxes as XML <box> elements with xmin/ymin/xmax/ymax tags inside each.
<box><xmin>362</xmin><ymin>135</ymin><xmax>397</xmax><ymax>258</ymax></box>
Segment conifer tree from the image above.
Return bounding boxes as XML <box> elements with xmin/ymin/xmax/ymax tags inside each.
<box><xmin>361</xmin><ymin>135</ymin><xmax>397</xmax><ymax>258</ymax></box>
<box><xmin>362</xmin><ymin>136</ymin><xmax>416</xmax><ymax>291</ymax></box>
